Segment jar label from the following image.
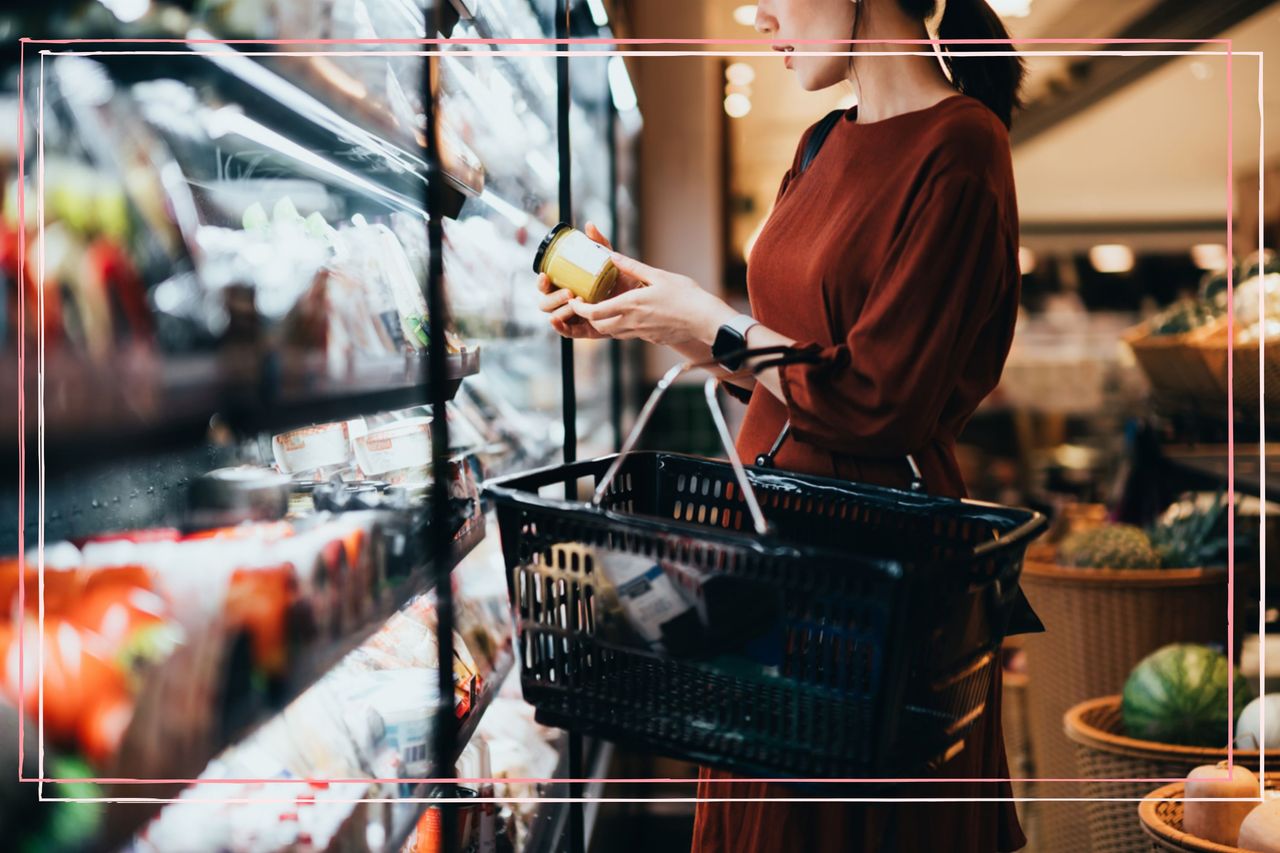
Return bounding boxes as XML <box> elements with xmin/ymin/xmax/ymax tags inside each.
<box><xmin>557</xmin><ymin>230</ymin><xmax>611</xmax><ymax>276</ymax></box>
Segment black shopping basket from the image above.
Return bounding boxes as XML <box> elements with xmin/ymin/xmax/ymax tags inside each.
<box><xmin>483</xmin><ymin>350</ymin><xmax>1046</xmax><ymax>780</ymax></box>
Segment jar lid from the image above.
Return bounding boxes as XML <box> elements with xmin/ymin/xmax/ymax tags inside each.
<box><xmin>532</xmin><ymin>222</ymin><xmax>571</xmax><ymax>274</ymax></box>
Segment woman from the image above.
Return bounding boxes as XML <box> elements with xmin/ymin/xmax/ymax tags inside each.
<box><xmin>538</xmin><ymin>0</ymin><xmax>1027</xmax><ymax>849</ymax></box>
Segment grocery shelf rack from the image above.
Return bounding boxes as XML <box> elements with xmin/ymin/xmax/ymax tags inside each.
<box><xmin>93</xmin><ymin>516</ymin><xmax>486</xmax><ymax>850</ymax></box>
<box><xmin>3</xmin><ymin>0</ymin><xmax>640</xmax><ymax>850</ymax></box>
<box><xmin>3</xmin><ymin>348</ymin><xmax>480</xmax><ymax>476</ymax></box>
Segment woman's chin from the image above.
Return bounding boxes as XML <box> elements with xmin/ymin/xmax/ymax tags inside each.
<box><xmin>792</xmin><ymin>65</ymin><xmax>843</xmax><ymax>93</ymax></box>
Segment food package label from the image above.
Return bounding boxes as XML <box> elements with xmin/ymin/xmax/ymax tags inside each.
<box><xmin>597</xmin><ymin>550</ymin><xmax>694</xmax><ymax>647</ymax></box>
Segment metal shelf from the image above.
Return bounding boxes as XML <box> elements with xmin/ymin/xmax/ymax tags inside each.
<box><xmin>3</xmin><ymin>347</ymin><xmax>480</xmax><ymax>475</ymax></box>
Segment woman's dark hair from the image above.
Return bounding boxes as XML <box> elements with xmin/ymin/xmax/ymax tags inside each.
<box><xmin>859</xmin><ymin>0</ymin><xmax>1026</xmax><ymax>129</ymax></box>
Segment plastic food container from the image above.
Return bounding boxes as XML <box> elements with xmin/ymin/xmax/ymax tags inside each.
<box><xmin>533</xmin><ymin>223</ymin><xmax>619</xmax><ymax>304</ymax></box>
<box><xmin>272</xmin><ymin>422</ymin><xmax>352</xmax><ymax>476</ymax></box>
<box><xmin>353</xmin><ymin>418</ymin><xmax>432</xmax><ymax>480</ymax></box>
<box><xmin>187</xmin><ymin>467</ymin><xmax>292</xmax><ymax>530</ymax></box>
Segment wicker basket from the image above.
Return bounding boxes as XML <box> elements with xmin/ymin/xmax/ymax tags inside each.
<box><xmin>1139</xmin><ymin>773</ymin><xmax>1278</xmax><ymax>852</ymax></box>
<box><xmin>1067</xmin><ymin>697</ymin><xmax>1276</xmax><ymax>853</ymax></box>
<box><xmin>1124</xmin><ymin>319</ymin><xmax>1224</xmax><ymax>407</ymax></box>
<box><xmin>1020</xmin><ymin>560</ymin><xmax>1228</xmax><ymax>853</ymax></box>
<box><xmin>1193</xmin><ymin>318</ymin><xmax>1280</xmax><ymax>417</ymax></box>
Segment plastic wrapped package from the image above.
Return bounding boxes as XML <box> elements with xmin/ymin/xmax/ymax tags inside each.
<box><xmin>437</xmin><ymin>46</ymin><xmax>556</xmax><ymax>204</ymax></box>
<box><xmin>442</xmin><ymin>215</ymin><xmax>545</xmax><ymax>340</ymax></box>
<box><xmin>471</xmin><ymin>695</ymin><xmax>563</xmax><ymax>847</ymax></box>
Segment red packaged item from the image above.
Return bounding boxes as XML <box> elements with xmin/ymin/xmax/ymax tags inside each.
<box><xmin>223</xmin><ymin>564</ymin><xmax>299</xmax><ymax>678</ymax></box>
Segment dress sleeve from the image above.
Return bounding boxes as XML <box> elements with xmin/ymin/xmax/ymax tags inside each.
<box><xmin>778</xmin><ymin>173</ymin><xmax>1013</xmax><ymax>457</ymax></box>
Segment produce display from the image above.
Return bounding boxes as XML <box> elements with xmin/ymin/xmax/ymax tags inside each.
<box><xmin>1054</xmin><ymin>492</ymin><xmax>1234</xmax><ymax>569</ymax></box>
<box><xmin>1238</xmin><ymin>798</ymin><xmax>1280</xmax><ymax>852</ymax></box>
<box><xmin>1142</xmin><ymin>250</ymin><xmax>1280</xmax><ymax>342</ymax></box>
<box><xmin>1057</xmin><ymin>523</ymin><xmax>1160</xmax><ymax>568</ymax></box>
<box><xmin>1237</xmin><ymin>694</ymin><xmax>1280</xmax><ymax>751</ymax></box>
<box><xmin>1121</xmin><ymin>643</ymin><xmax>1252</xmax><ymax>747</ymax></box>
<box><xmin>1183</xmin><ymin>763</ymin><xmax>1259</xmax><ymax>846</ymax></box>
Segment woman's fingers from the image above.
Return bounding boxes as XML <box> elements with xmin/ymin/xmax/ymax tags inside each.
<box><xmin>539</xmin><ymin>286</ymin><xmax>575</xmax><ymax>314</ymax></box>
<box><xmin>584</xmin><ymin>221</ymin><xmax>613</xmax><ymax>250</ymax></box>
<box><xmin>607</xmin><ymin>251</ymin><xmax>664</xmax><ymax>284</ymax></box>
<box><xmin>553</xmin><ymin>315</ymin><xmax>604</xmax><ymax>339</ymax></box>
<box><xmin>536</xmin><ymin>272</ymin><xmax>555</xmax><ymax>294</ymax></box>
<box><xmin>570</xmin><ymin>290</ymin><xmax>640</xmax><ymax>323</ymax></box>
<box><xmin>550</xmin><ymin>301</ymin><xmax>580</xmax><ymax>326</ymax></box>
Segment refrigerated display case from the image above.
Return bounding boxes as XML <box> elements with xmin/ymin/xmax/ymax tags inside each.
<box><xmin>0</xmin><ymin>1</ymin><xmax>640</xmax><ymax>850</ymax></box>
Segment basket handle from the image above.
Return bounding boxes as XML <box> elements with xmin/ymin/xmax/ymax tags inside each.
<box><xmin>590</xmin><ymin>352</ymin><xmax>797</xmax><ymax>536</ymax></box>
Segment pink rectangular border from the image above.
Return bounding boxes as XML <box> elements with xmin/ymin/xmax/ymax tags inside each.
<box><xmin>11</xmin><ymin>35</ymin><xmax>1263</xmax><ymax>804</ymax></box>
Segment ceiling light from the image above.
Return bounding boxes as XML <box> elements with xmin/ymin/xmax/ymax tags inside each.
<box><xmin>726</xmin><ymin>62</ymin><xmax>756</xmax><ymax>87</ymax></box>
<box><xmin>733</xmin><ymin>5</ymin><xmax>757</xmax><ymax>27</ymax></box>
<box><xmin>724</xmin><ymin>93</ymin><xmax>752</xmax><ymax>118</ymax></box>
<box><xmin>1191</xmin><ymin>243</ymin><xmax>1229</xmax><ymax>271</ymax></box>
<box><xmin>987</xmin><ymin>0</ymin><xmax>1032</xmax><ymax>17</ymax></box>
<box><xmin>1190</xmin><ymin>60</ymin><xmax>1213</xmax><ymax>81</ymax></box>
<box><xmin>1018</xmin><ymin>246</ymin><xmax>1036</xmax><ymax>276</ymax></box>
<box><xmin>1089</xmin><ymin>244</ymin><xmax>1135</xmax><ymax>274</ymax></box>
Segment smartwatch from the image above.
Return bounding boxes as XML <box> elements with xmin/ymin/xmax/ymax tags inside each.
<box><xmin>712</xmin><ymin>314</ymin><xmax>760</xmax><ymax>371</ymax></box>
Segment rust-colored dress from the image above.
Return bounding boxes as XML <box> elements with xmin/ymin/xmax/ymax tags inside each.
<box><xmin>691</xmin><ymin>95</ymin><xmax>1025</xmax><ymax>852</ymax></box>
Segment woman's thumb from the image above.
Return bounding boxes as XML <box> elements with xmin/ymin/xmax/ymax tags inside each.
<box><xmin>609</xmin><ymin>251</ymin><xmax>659</xmax><ymax>283</ymax></box>
<box><xmin>584</xmin><ymin>221</ymin><xmax>613</xmax><ymax>250</ymax></box>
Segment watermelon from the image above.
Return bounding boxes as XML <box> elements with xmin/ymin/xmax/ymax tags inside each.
<box><xmin>1121</xmin><ymin>644</ymin><xmax>1252</xmax><ymax>747</ymax></box>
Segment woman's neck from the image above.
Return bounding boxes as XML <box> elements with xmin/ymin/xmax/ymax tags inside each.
<box><xmin>847</xmin><ymin>12</ymin><xmax>957</xmax><ymax>124</ymax></box>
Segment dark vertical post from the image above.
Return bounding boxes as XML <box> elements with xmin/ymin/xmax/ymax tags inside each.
<box><xmin>424</xmin><ymin>3</ymin><xmax>457</xmax><ymax>850</ymax></box>
<box><xmin>608</xmin><ymin>93</ymin><xmax>623</xmax><ymax>452</ymax></box>
<box><xmin>558</xmin><ymin>2</ymin><xmax>578</xmax><ymax>478</ymax></box>
<box><xmin>556</xmin><ymin>4</ymin><xmax>586</xmax><ymax>853</ymax></box>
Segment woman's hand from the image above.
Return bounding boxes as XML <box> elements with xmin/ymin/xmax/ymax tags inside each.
<box><xmin>567</xmin><ymin>252</ymin><xmax>738</xmax><ymax>348</ymax></box>
<box><xmin>538</xmin><ymin>222</ymin><xmax>640</xmax><ymax>339</ymax></box>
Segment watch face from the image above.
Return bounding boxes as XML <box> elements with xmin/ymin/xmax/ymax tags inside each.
<box><xmin>714</xmin><ymin>325</ymin><xmax>745</xmax><ymax>367</ymax></box>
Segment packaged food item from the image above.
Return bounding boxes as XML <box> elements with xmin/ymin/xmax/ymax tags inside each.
<box><xmin>353</xmin><ymin>418</ymin><xmax>432</xmax><ymax>481</ymax></box>
<box><xmin>187</xmin><ymin>467</ymin><xmax>292</xmax><ymax>530</ymax></box>
<box><xmin>558</xmin><ymin>543</ymin><xmax>700</xmax><ymax>653</ymax></box>
<box><xmin>343</xmin><ymin>670</ymin><xmax>438</xmax><ymax>790</ymax></box>
<box><xmin>223</xmin><ymin>563</ymin><xmax>300</xmax><ymax>678</ymax></box>
<box><xmin>533</xmin><ymin>223</ymin><xmax>619</xmax><ymax>304</ymax></box>
<box><xmin>272</xmin><ymin>422</ymin><xmax>353</xmax><ymax>477</ymax></box>
<box><xmin>404</xmin><ymin>786</ymin><xmax>481</xmax><ymax>853</ymax></box>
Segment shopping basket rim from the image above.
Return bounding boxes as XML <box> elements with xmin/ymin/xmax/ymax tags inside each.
<box><xmin>481</xmin><ymin>450</ymin><xmax>1047</xmax><ymax>565</ymax></box>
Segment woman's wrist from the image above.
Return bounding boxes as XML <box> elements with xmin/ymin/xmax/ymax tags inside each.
<box><xmin>695</xmin><ymin>295</ymin><xmax>741</xmax><ymax>347</ymax></box>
